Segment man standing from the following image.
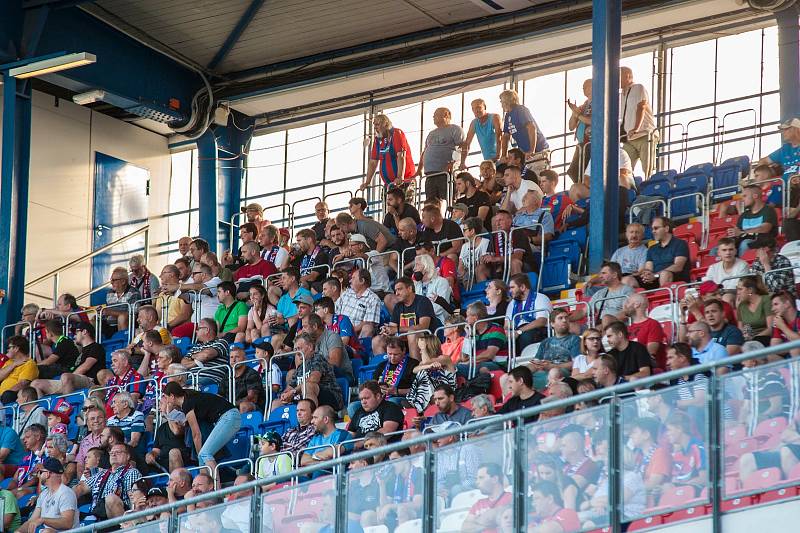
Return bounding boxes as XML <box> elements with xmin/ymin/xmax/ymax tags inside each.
<box><xmin>460</xmin><ymin>98</ymin><xmax>502</xmax><ymax>166</ymax></box>
<box><xmin>759</xmin><ymin>116</ymin><xmax>800</xmax><ymax>180</ymax></box>
<box><xmin>499</xmin><ymin>90</ymin><xmax>549</xmax><ymax>176</ymax></box>
<box><xmin>620</xmin><ymin>66</ymin><xmax>657</xmax><ymax>177</ymax></box>
<box><xmin>359</xmin><ymin>114</ymin><xmax>416</xmax><ymax>197</ymax></box>
<box><xmin>311</xmin><ymin>201</ymin><xmax>330</xmax><ymax>242</ymax></box>
<box><xmin>17</xmin><ymin>458</ymin><xmax>78</xmax><ymax>533</ymax></box>
<box><xmin>415</xmin><ymin>107</ymin><xmax>465</xmax><ymax>202</ymax></box>
<box><xmin>604</xmin><ymin>322</ymin><xmax>653</xmax><ymax>380</ymax></box>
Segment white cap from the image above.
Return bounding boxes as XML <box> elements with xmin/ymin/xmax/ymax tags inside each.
<box><xmin>779</xmin><ymin>118</ymin><xmax>800</xmax><ymax>130</ymax></box>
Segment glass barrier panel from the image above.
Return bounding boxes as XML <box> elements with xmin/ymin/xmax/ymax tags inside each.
<box><xmin>620</xmin><ymin>382</ymin><xmax>710</xmax><ymax>521</ymax></box>
<box><xmin>434</xmin><ymin>429</ymin><xmax>515</xmax><ymax>533</ymax></box>
<box><xmin>526</xmin><ymin>404</ymin><xmax>610</xmax><ymax>533</ymax></box>
<box><xmin>178</xmin><ymin>498</ymin><xmax>250</xmax><ymax>533</ymax></box>
<box><xmin>117</xmin><ymin>518</ymin><xmax>169</xmax><ymax>533</ymax></box>
<box><xmin>721</xmin><ymin>357</ymin><xmax>800</xmax><ymax>499</ymax></box>
<box><xmin>346</xmin><ymin>451</ymin><xmax>425</xmax><ymax>531</ymax></box>
<box><xmin>261</xmin><ymin>475</ymin><xmax>335</xmax><ymax>533</ymax></box>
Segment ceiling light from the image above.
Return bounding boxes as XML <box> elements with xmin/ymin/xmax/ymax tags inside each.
<box><xmin>9</xmin><ymin>52</ymin><xmax>96</xmax><ymax>79</ymax></box>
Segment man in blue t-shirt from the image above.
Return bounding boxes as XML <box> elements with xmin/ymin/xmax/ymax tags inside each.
<box><xmin>299</xmin><ymin>405</ymin><xmax>350</xmax><ymax>468</ymax></box>
<box><xmin>499</xmin><ymin>90</ymin><xmax>549</xmax><ymax>176</ymax></box>
<box><xmin>760</xmin><ymin>117</ymin><xmax>800</xmax><ymax>180</ymax></box>
<box><xmin>624</xmin><ymin>216</ymin><xmax>690</xmax><ymax>291</ymax></box>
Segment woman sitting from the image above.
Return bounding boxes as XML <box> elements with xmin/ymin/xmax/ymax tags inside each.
<box><xmin>484</xmin><ymin>279</ymin><xmax>509</xmax><ymax>325</ymax></box>
<box><xmin>241</xmin><ymin>284</ymin><xmax>275</xmax><ymax>344</ymax></box>
<box><xmin>572</xmin><ymin>328</ymin><xmax>603</xmax><ymax>381</ymax></box>
<box><xmin>412</xmin><ymin>254</ymin><xmax>453</xmax><ymax>326</ymax></box>
<box><xmin>405</xmin><ymin>334</ymin><xmax>456</xmax><ymax>412</ymax></box>
<box><xmin>736</xmin><ymin>275</ymin><xmax>772</xmax><ymax>345</ymax></box>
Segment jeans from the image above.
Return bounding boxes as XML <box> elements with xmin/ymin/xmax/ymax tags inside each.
<box><xmin>456</xmin><ymin>361</ymin><xmax>501</xmax><ymax>379</ymax></box>
<box><xmin>198</xmin><ymin>408</ymin><xmax>241</xmax><ymax>466</ymax></box>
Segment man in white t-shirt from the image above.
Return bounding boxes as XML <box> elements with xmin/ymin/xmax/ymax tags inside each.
<box><xmin>702</xmin><ymin>237</ymin><xmax>749</xmax><ymax>306</ymax></box>
<box><xmin>177</xmin><ymin>263</ymin><xmax>222</xmax><ymax>323</ymax></box>
<box><xmin>18</xmin><ymin>457</ymin><xmax>78</xmax><ymax>532</ymax></box>
<box><xmin>620</xmin><ymin>66</ymin><xmax>658</xmax><ymax>177</ymax></box>
<box><xmin>500</xmin><ymin>165</ymin><xmax>543</xmax><ymax>213</ymax></box>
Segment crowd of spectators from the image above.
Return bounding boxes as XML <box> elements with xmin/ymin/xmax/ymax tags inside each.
<box><xmin>3</xmin><ymin>75</ymin><xmax>800</xmax><ymax>532</ymax></box>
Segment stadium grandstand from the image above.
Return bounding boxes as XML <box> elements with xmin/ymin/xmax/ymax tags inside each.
<box><xmin>1</xmin><ymin>0</ymin><xmax>800</xmax><ymax>532</ymax></box>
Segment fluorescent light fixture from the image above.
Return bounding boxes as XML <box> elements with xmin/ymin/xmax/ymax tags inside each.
<box><xmin>9</xmin><ymin>52</ymin><xmax>96</xmax><ymax>79</ymax></box>
<box><xmin>72</xmin><ymin>89</ymin><xmax>106</xmax><ymax>106</ymax></box>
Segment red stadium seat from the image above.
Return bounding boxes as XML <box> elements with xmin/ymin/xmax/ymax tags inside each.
<box><xmin>742</xmin><ymin>467</ymin><xmax>783</xmax><ymax>492</ymax></box>
<box><xmin>709</xmin><ymin>215</ymin><xmax>737</xmax><ymax>233</ymax></box>
<box><xmin>658</xmin><ymin>485</ymin><xmax>702</xmax><ymax>508</ymax></box>
<box><xmin>627</xmin><ymin>515</ymin><xmax>663</xmax><ymax>530</ymax></box>
<box><xmin>787</xmin><ymin>462</ymin><xmax>800</xmax><ymax>482</ymax></box>
<box><xmin>724</xmin><ymin>424</ymin><xmax>747</xmax><ymax>445</ymax></box>
<box><xmin>674</xmin><ymin>222</ymin><xmax>703</xmax><ymax>243</ymax></box>
<box><xmin>754</xmin><ymin>417</ymin><xmax>788</xmax><ymax>449</ymax></box>
<box><xmin>488</xmin><ymin>370</ymin><xmax>506</xmax><ymax>400</ymax></box>
<box><xmin>759</xmin><ymin>485</ymin><xmax>800</xmax><ymax>504</ymax></box>
<box><xmin>724</xmin><ymin>437</ymin><xmax>759</xmax><ymax>467</ymax></box>
<box><xmin>423</xmin><ymin>403</ymin><xmax>439</xmax><ymax>418</ymax></box>
<box><xmin>402</xmin><ymin>408</ymin><xmax>419</xmax><ymax>430</ymax></box>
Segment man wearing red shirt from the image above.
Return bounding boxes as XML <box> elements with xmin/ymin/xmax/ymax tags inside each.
<box><xmin>529</xmin><ymin>480</ymin><xmax>581</xmax><ymax>533</ymax></box>
<box><xmin>769</xmin><ymin>291</ymin><xmax>800</xmax><ymax>358</ymax></box>
<box><xmin>359</xmin><ymin>114</ymin><xmax>416</xmax><ymax>196</ymax></box>
<box><xmin>234</xmin><ymin>241</ymin><xmax>276</xmax><ymax>299</ymax></box>
<box><xmin>462</xmin><ymin>463</ymin><xmax>512</xmax><ymax>533</ymax></box>
<box><xmin>624</xmin><ymin>293</ymin><xmax>667</xmax><ymax>370</ymax></box>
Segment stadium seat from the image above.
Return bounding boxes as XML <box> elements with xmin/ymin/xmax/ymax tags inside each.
<box><xmin>639</xmin><ymin>178</ymin><xmax>672</xmax><ymax>198</ymax></box>
<box><xmin>337</xmin><ymin>377</ymin><xmax>350</xmax><ymax>404</ymax></box>
<box><xmin>359</xmin><ymin>361</ymin><xmax>381</xmax><ymax>385</ymax></box>
<box><xmin>241</xmin><ymin>411</ymin><xmax>264</xmax><ymax>434</ymax></box>
<box><xmin>200</xmin><ymin>382</ymin><xmax>219</xmax><ymax>395</ymax></box>
<box><xmin>742</xmin><ymin>467</ymin><xmax>783</xmax><ymax>492</ymax></box>
<box><xmin>725</xmin><ymin>436</ymin><xmax>759</xmax><ymax>464</ymax></box>
<box><xmin>723</xmin><ymin>424</ymin><xmax>747</xmax><ymax>445</ymax></box>
<box><xmin>173</xmin><ymin>337</ymin><xmax>192</xmax><ymax>355</ymax></box>
<box><xmin>260</xmin><ymin>404</ymin><xmax>298</xmax><ymax>436</ymax></box>
<box><xmin>539</xmin><ymin>256</ymin><xmax>571</xmax><ymax>295</ymax></box>
<box><xmin>438</xmin><ymin>509</ymin><xmax>470</xmax><ymax>532</ymax></box>
<box><xmin>395</xmin><ymin>519</ymin><xmax>422</xmax><ymax>533</ymax></box>
<box><xmin>658</xmin><ymin>485</ymin><xmax>702</xmax><ymax>508</ymax></box>
<box><xmin>226</xmin><ymin>429</ymin><xmax>252</xmax><ymax>461</ymax></box>
<box><xmin>451</xmin><ymin>488</ymin><xmax>483</xmax><ymax>509</ymax></box>
<box><xmin>649</xmin><ymin>169</ymin><xmax>678</xmax><ymax>184</ymax></box>
<box><xmin>674</xmin><ymin>222</ymin><xmax>703</xmax><ymax>243</ymax></box>
<box><xmin>711</xmin><ymin>163</ymin><xmax>745</xmax><ymax>201</ymax></box>
<box><xmin>553</xmin><ymin>226</ymin><xmax>588</xmax><ymax>252</ymax></box>
<box><xmin>548</xmin><ymin>239</ymin><xmax>582</xmax><ymax>273</ymax></box>
<box><xmin>487</xmin><ymin>370</ymin><xmax>506</xmax><ymax>401</ymax></box>
<box><xmin>627</xmin><ymin>515</ymin><xmax>663</xmax><ymax>530</ymax></box>
<box><xmin>684</xmin><ymin>162</ymin><xmax>713</xmax><ymax>177</ymax></box>
<box><xmin>669</xmin><ymin>187</ymin><xmax>703</xmax><ymax>220</ymax></box>
<box><xmin>753</xmin><ymin>417</ymin><xmax>788</xmax><ymax>449</ymax></box>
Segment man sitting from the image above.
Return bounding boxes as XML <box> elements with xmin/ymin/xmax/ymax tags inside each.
<box><xmin>429</xmin><ymin>384</ymin><xmax>472</xmax><ymax>426</ymax></box>
<box><xmin>604</xmin><ymin>322</ymin><xmax>653</xmax><ymax>381</ymax></box>
<box><xmin>624</xmin><ymin>217</ymin><xmax>690</xmax><ymax>290</ymax></box>
<box><xmin>570</xmin><ymin>261</ymin><xmax>633</xmax><ymax>329</ymax></box>
<box><xmin>347</xmin><ymin>381</ymin><xmax>404</xmax><ymax>444</ymax></box>
<box><xmin>729</xmin><ymin>183</ymin><xmax>778</xmax><ymax>255</ymax></box>
<box><xmin>461</xmin><ymin>463</ymin><xmax>512</xmax><ymax>533</ymax></box>
<box><xmin>505</xmin><ymin>273</ymin><xmax>552</xmax><ymax>354</ymax></box>
<box><xmin>770</xmin><ymin>291</ymin><xmax>800</xmax><ymax>358</ymax></box>
<box><xmin>36</xmin><ymin>320</ymin><xmax>80</xmax><ymax>380</ymax></box>
<box><xmin>497</xmin><ymin>366</ymin><xmax>544</xmax><ymax>420</ymax></box>
<box><xmin>299</xmin><ymin>406</ymin><xmax>351</xmax><ymax>466</ymax></box>
<box><xmin>750</xmin><ymin>235</ymin><xmax>796</xmax><ymax>295</ymax></box>
<box><xmin>610</xmin><ymin>223</ymin><xmax>648</xmax><ymax>276</ymax></box>
<box><xmin>181</xmin><ymin>318</ymin><xmax>231</xmax><ymax>389</ymax></box>
<box><xmin>531</xmin><ymin>309</ymin><xmax>580</xmax><ymax>389</ymax></box>
<box><xmin>74</xmin><ymin>443</ymin><xmax>142</xmax><ymax>521</ymax></box>
<box><xmin>382</xmin><ymin>278</ymin><xmax>441</xmax><ymax>360</ymax></box>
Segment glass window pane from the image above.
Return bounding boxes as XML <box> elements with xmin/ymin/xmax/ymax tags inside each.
<box><xmin>434</xmin><ymin>428</ymin><xmax>516</xmax><ymax>532</ymax></box>
<box><xmin>526</xmin><ymin>405</ymin><xmax>610</xmax><ymax>531</ymax></box>
<box><xmin>262</xmin><ymin>475</ymin><xmax>336</xmax><ymax>532</ymax></box>
<box><xmin>248</xmin><ymin>131</ymin><xmax>288</xmax><ymax>222</ymax></box>
<box><xmin>324</xmin><ymin>115</ymin><xmax>366</xmax><ymax>214</ymax></box>
<box><xmin>382</xmin><ymin>102</ymin><xmax>425</xmax><ymax>155</ymax></box>
<box><xmin>422</xmin><ymin>93</ymin><xmax>464</xmax><ymax>132</ymax></box>
<box><xmin>346</xmin><ymin>451</ymin><xmax>424</xmax><ymax>529</ymax></box>
<box><xmin>169</xmin><ymin>150</ymin><xmax>193</xmax><ymax>250</ymax></box>
<box><xmin>721</xmin><ymin>358</ymin><xmax>796</xmax><ymax>499</ymax></box>
<box><xmin>620</xmin><ymin>384</ymin><xmax>710</xmax><ymax>521</ymax></box>
<box><xmin>179</xmin><ymin>498</ymin><xmax>251</xmax><ymax>533</ymax></box>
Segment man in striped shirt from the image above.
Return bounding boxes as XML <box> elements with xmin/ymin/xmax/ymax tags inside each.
<box><xmin>181</xmin><ymin>318</ymin><xmax>231</xmax><ymax>388</ymax></box>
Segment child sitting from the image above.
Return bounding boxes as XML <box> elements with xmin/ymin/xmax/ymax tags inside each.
<box><xmin>256</xmin><ymin>431</ymin><xmax>292</xmax><ymax>485</ymax></box>
<box><xmin>80</xmin><ymin>447</ymin><xmax>107</xmax><ymax>483</ymax></box>
<box><xmin>43</xmin><ymin>398</ymin><xmax>73</xmax><ymax>436</ymax></box>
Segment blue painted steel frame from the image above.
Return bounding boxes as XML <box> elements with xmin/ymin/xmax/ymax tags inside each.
<box><xmin>777</xmin><ymin>8</ymin><xmax>800</xmax><ymax>121</ymax></box>
<box><xmin>0</xmin><ymin>73</ymin><xmax>33</xmax><ymax>329</ymax></box>
<box><xmin>207</xmin><ymin>0</ymin><xmax>265</xmax><ymax>71</ymax></box>
<box><xmin>588</xmin><ymin>0</ymin><xmax>621</xmax><ymax>273</ymax></box>
<box><xmin>197</xmin><ymin>130</ymin><xmax>220</xmax><ymax>253</ymax></box>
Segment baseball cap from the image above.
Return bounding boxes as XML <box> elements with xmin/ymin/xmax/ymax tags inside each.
<box><xmin>429</xmin><ymin>421</ymin><xmax>461</xmax><ymax>434</ymax></box>
<box><xmin>349</xmin><ymin>234</ymin><xmax>371</xmax><ymax>250</ymax></box>
<box><xmin>147</xmin><ymin>487</ymin><xmax>168</xmax><ymax>499</ymax></box>
<box><xmin>451</xmin><ymin>203</ymin><xmax>469</xmax><ymax>213</ymax></box>
<box><xmin>245</xmin><ymin>203</ymin><xmax>264</xmax><ymax>213</ymax></box>
<box><xmin>253</xmin><ymin>341</ymin><xmax>274</xmax><ymax>356</ymax></box>
<box><xmin>778</xmin><ymin>118</ymin><xmax>800</xmax><ymax>130</ymax></box>
<box><xmin>74</xmin><ymin>321</ymin><xmax>95</xmax><ymax>338</ymax></box>
<box><xmin>257</xmin><ymin>430</ymin><xmax>282</xmax><ymax>446</ymax></box>
<box><xmin>292</xmin><ymin>293</ymin><xmax>314</xmax><ymax>306</ymax></box>
<box><xmin>42</xmin><ymin>457</ymin><xmax>64</xmax><ymax>474</ymax></box>
<box><xmin>43</xmin><ymin>398</ymin><xmax>73</xmax><ymax>425</ymax></box>
<box><xmin>697</xmin><ymin>280</ymin><xmax>721</xmax><ymax>296</ymax></box>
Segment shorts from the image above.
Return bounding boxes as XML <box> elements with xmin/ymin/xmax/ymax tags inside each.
<box><xmin>37</xmin><ymin>364</ymin><xmax>68</xmax><ymax>380</ymax></box>
<box><xmin>754</xmin><ymin>445</ymin><xmax>800</xmax><ymax>469</ymax></box>
<box><xmin>424</xmin><ymin>173</ymin><xmax>449</xmax><ymax>202</ymax></box>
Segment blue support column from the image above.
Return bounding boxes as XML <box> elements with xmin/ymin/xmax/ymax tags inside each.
<box><xmin>588</xmin><ymin>0</ymin><xmax>622</xmax><ymax>273</ymax></box>
<box><xmin>777</xmin><ymin>7</ymin><xmax>800</xmax><ymax>121</ymax></box>
<box><xmin>0</xmin><ymin>74</ymin><xmax>33</xmax><ymax>329</ymax></box>
<box><xmin>215</xmin><ymin>112</ymin><xmax>254</xmax><ymax>253</ymax></box>
<box><xmin>196</xmin><ymin>130</ymin><xmax>219</xmax><ymax>253</ymax></box>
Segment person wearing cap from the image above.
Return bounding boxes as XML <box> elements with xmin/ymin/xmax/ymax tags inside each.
<box><xmin>450</xmin><ymin>202</ymin><xmax>469</xmax><ymax>225</ymax></box>
<box><xmin>750</xmin><ymin>234</ymin><xmax>796</xmax><ymax>295</ymax></box>
<box><xmin>292</xmin><ymin>228</ymin><xmax>330</xmax><ymax>293</ymax></box>
<box><xmin>17</xmin><ymin>457</ymin><xmax>78</xmax><ymax>532</ymax></box>
<box><xmin>221</xmin><ymin>345</ymin><xmax>266</xmax><ymax>413</ymax></box>
<box><xmin>337</xmin><ymin>233</ymin><xmax>391</xmax><ymax>296</ymax></box>
<box><xmin>759</xmin><ymin>116</ymin><xmax>800</xmax><ymax>179</ymax></box>
<box><xmin>270</xmin><ymin>267</ymin><xmax>313</xmax><ymax>337</ymax></box>
<box><xmin>255</xmin><ymin>430</ymin><xmax>292</xmax><ymax>480</ymax></box>
<box><xmin>280</xmin><ymin>292</ymin><xmax>316</xmax><ymax>351</ymax></box>
<box><xmin>43</xmin><ymin>399</ymin><xmax>71</xmax><ymax>437</ymax></box>
<box><xmin>728</xmin><ymin>183</ymin><xmax>778</xmax><ymax>255</ymax></box>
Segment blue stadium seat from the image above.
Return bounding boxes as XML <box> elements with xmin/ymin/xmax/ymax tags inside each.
<box><xmin>684</xmin><ymin>162</ymin><xmax>713</xmax><ymax>176</ymax></box>
<box><xmin>460</xmin><ymin>280</ymin><xmax>489</xmax><ymax>309</ymax></box>
<box><xmin>539</xmin><ymin>256</ymin><xmax>571</xmax><ymax>296</ymax></box>
<box><xmin>639</xmin><ymin>177</ymin><xmax>672</xmax><ymax>198</ymax></box>
<box><xmin>548</xmin><ymin>239</ymin><xmax>581</xmax><ymax>273</ymax></box>
<box><xmin>173</xmin><ymin>337</ymin><xmax>192</xmax><ymax>356</ymax></box>
<box><xmin>337</xmin><ymin>377</ymin><xmax>350</xmax><ymax>403</ymax></box>
<box><xmin>553</xmin><ymin>226</ymin><xmax>588</xmax><ymax>251</ymax></box>
<box><xmin>259</xmin><ymin>403</ymin><xmax>298</xmax><ymax>436</ymax></box>
<box><xmin>241</xmin><ymin>411</ymin><xmax>264</xmax><ymax>435</ymax></box>
<box><xmin>359</xmin><ymin>361</ymin><xmax>382</xmax><ymax>385</ymax></box>
<box><xmin>721</xmin><ymin>155</ymin><xmax>750</xmax><ymax>171</ymax></box>
<box><xmin>711</xmin><ymin>162</ymin><xmax>745</xmax><ymax>201</ymax></box>
<box><xmin>648</xmin><ymin>169</ymin><xmax>678</xmax><ymax>184</ymax></box>
<box><xmin>226</xmin><ymin>429</ymin><xmax>252</xmax><ymax>461</ymax></box>
<box><xmin>669</xmin><ymin>186</ymin><xmax>702</xmax><ymax>220</ymax></box>
<box><xmin>351</xmin><ymin>359</ymin><xmax>363</xmax><ymax>381</ymax></box>
<box><xmin>675</xmin><ymin>170</ymin><xmax>708</xmax><ymax>194</ymax></box>
<box><xmin>201</xmin><ymin>382</ymin><xmax>219</xmax><ymax>395</ymax></box>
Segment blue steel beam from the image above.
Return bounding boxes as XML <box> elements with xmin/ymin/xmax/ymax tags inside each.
<box><xmin>588</xmin><ymin>0</ymin><xmax>621</xmax><ymax>273</ymax></box>
<box><xmin>777</xmin><ymin>7</ymin><xmax>800</xmax><ymax>120</ymax></box>
<box><xmin>197</xmin><ymin>131</ymin><xmax>220</xmax><ymax>253</ymax></box>
<box><xmin>207</xmin><ymin>0</ymin><xmax>265</xmax><ymax>72</ymax></box>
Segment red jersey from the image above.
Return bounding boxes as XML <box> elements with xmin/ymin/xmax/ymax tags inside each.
<box><xmin>467</xmin><ymin>492</ymin><xmax>512</xmax><ymax>533</ymax></box>
<box><xmin>435</xmin><ymin>255</ymin><xmax>460</xmax><ymax>301</ymax></box>
<box><xmin>530</xmin><ymin>507</ymin><xmax>581</xmax><ymax>533</ymax></box>
<box><xmin>234</xmin><ymin>259</ymin><xmax>277</xmax><ymax>281</ymax></box>
<box><xmin>543</xmin><ymin>192</ymin><xmax>574</xmax><ymax>229</ymax></box>
<box><xmin>628</xmin><ymin>318</ymin><xmax>666</xmax><ymax>370</ymax></box>
<box><xmin>771</xmin><ymin>314</ymin><xmax>800</xmax><ymax>342</ymax></box>
<box><xmin>370</xmin><ymin>128</ymin><xmax>416</xmax><ymax>186</ymax></box>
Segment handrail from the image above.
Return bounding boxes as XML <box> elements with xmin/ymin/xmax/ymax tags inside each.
<box><xmin>66</xmin><ymin>337</ymin><xmax>800</xmax><ymax>533</ymax></box>
<box><xmin>25</xmin><ymin>225</ymin><xmax>151</xmax><ymax>289</ymax></box>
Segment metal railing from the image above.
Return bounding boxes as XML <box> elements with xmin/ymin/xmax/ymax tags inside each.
<box><xmin>66</xmin><ymin>338</ymin><xmax>800</xmax><ymax>533</ymax></box>
<box><xmin>24</xmin><ymin>225</ymin><xmax>150</xmax><ymax>308</ymax></box>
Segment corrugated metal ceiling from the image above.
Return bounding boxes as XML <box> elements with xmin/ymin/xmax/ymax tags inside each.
<box><xmin>90</xmin><ymin>0</ymin><xmax>551</xmax><ymax>74</ymax></box>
